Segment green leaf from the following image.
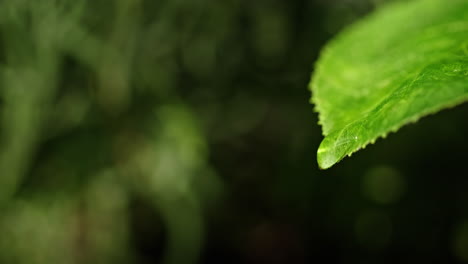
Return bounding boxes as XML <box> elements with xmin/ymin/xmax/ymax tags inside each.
<box><xmin>310</xmin><ymin>0</ymin><xmax>468</xmax><ymax>169</ymax></box>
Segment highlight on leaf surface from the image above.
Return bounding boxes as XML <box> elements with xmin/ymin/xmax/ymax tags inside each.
<box><xmin>309</xmin><ymin>0</ymin><xmax>468</xmax><ymax>169</ymax></box>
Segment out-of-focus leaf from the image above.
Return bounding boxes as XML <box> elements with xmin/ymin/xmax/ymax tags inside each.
<box><xmin>310</xmin><ymin>0</ymin><xmax>468</xmax><ymax>169</ymax></box>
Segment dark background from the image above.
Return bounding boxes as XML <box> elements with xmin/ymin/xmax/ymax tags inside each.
<box><xmin>0</xmin><ymin>0</ymin><xmax>467</xmax><ymax>263</ymax></box>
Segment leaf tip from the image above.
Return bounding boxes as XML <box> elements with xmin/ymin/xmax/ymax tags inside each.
<box><xmin>317</xmin><ymin>145</ymin><xmax>340</xmax><ymax>170</ymax></box>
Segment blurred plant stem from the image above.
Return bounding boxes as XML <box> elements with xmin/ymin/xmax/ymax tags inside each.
<box><xmin>0</xmin><ymin>0</ymin><xmax>80</xmax><ymax>203</ymax></box>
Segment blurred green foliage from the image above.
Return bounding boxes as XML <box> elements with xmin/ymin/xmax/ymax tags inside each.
<box><xmin>0</xmin><ymin>0</ymin><xmax>466</xmax><ymax>264</ymax></box>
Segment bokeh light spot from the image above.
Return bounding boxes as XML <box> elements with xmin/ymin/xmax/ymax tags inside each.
<box><xmin>453</xmin><ymin>221</ymin><xmax>468</xmax><ymax>261</ymax></box>
<box><xmin>355</xmin><ymin>210</ymin><xmax>392</xmax><ymax>250</ymax></box>
<box><xmin>363</xmin><ymin>166</ymin><xmax>406</xmax><ymax>204</ymax></box>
